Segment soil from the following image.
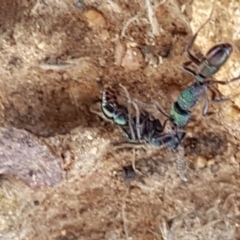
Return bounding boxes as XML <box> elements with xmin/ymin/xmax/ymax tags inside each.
<box><xmin>0</xmin><ymin>0</ymin><xmax>240</xmax><ymax>239</ymax></box>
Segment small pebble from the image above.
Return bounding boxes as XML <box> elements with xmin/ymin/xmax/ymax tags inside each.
<box><xmin>121</xmin><ymin>47</ymin><xmax>144</xmax><ymax>71</ymax></box>
<box><xmin>194</xmin><ymin>156</ymin><xmax>207</xmax><ymax>169</ymax></box>
<box><xmin>99</xmin><ymin>29</ymin><xmax>109</xmax><ymax>41</ymax></box>
<box><xmin>210</xmin><ymin>164</ymin><xmax>220</xmax><ymax>173</ymax></box>
<box><xmin>207</xmin><ymin>159</ymin><xmax>215</xmax><ymax>166</ymax></box>
<box><xmin>74</xmin><ymin>0</ymin><xmax>85</xmax><ymax>8</ymax></box>
<box><xmin>33</xmin><ymin>200</ymin><xmax>40</xmax><ymax>206</ymax></box>
<box><xmin>84</xmin><ymin>9</ymin><xmax>106</xmax><ymax>28</ymax></box>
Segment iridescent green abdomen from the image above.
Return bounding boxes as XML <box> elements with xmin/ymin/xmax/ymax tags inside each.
<box><xmin>170</xmin><ymin>102</ymin><xmax>190</xmax><ymax>127</ymax></box>
<box><xmin>177</xmin><ymin>83</ymin><xmax>206</xmax><ymax>111</ymax></box>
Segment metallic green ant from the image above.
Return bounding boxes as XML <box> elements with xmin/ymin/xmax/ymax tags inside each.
<box><xmin>170</xmin><ymin>6</ymin><xmax>240</xmax><ymax>127</ymax></box>
<box><xmin>135</xmin><ymin>6</ymin><xmax>240</xmax><ymax>128</ymax></box>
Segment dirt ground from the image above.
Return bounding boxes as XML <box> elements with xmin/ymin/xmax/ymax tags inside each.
<box><xmin>0</xmin><ymin>0</ymin><xmax>240</xmax><ymax>239</ymax></box>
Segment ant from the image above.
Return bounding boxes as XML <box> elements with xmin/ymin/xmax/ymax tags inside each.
<box><xmin>101</xmin><ymin>85</ymin><xmax>185</xmax><ymax>150</ymax></box>
<box><xmin>134</xmin><ymin>5</ymin><xmax>240</xmax><ymax>128</ymax></box>
<box><xmin>170</xmin><ymin>5</ymin><xmax>240</xmax><ymax>127</ymax></box>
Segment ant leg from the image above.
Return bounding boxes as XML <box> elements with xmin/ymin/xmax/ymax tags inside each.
<box><xmin>210</xmin><ymin>75</ymin><xmax>240</xmax><ymax>85</ymax></box>
<box><xmin>185</xmin><ymin>4</ymin><xmax>214</xmax><ymax>65</ymax></box>
<box><xmin>202</xmin><ymin>96</ymin><xmax>210</xmax><ymax>116</ymax></box>
<box><xmin>117</xmin><ymin>126</ymin><xmax>131</xmax><ymax>140</ymax></box>
<box><xmin>182</xmin><ymin>61</ymin><xmax>198</xmax><ymax>77</ymax></box>
<box><xmin>201</xmin><ymin>89</ymin><xmax>220</xmax><ymax>116</ymax></box>
<box><xmin>209</xmin><ymin>87</ymin><xmax>229</xmax><ymax>103</ymax></box>
<box><xmin>161</xmin><ymin>118</ymin><xmax>169</xmax><ymax>132</ymax></box>
<box><xmin>154</xmin><ymin>102</ymin><xmax>171</xmax><ymax>119</ymax></box>
<box><xmin>133</xmin><ymin>98</ymin><xmax>170</xmax><ymax>119</ymax></box>
<box><xmin>90</xmin><ymin>101</ymin><xmax>112</xmax><ymax>122</ymax></box>
<box><xmin>202</xmin><ymin>95</ymin><xmax>215</xmax><ymax>116</ymax></box>
<box><xmin>119</xmin><ymin>84</ymin><xmax>136</xmax><ymax>141</ymax></box>
<box><xmin>115</xmin><ymin>126</ymin><xmax>145</xmax><ymax>146</ymax></box>
<box><xmin>226</xmin><ymin>75</ymin><xmax>240</xmax><ymax>84</ymax></box>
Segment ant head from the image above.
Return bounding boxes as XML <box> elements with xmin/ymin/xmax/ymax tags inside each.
<box><xmin>206</xmin><ymin>43</ymin><xmax>232</xmax><ymax>68</ymax></box>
